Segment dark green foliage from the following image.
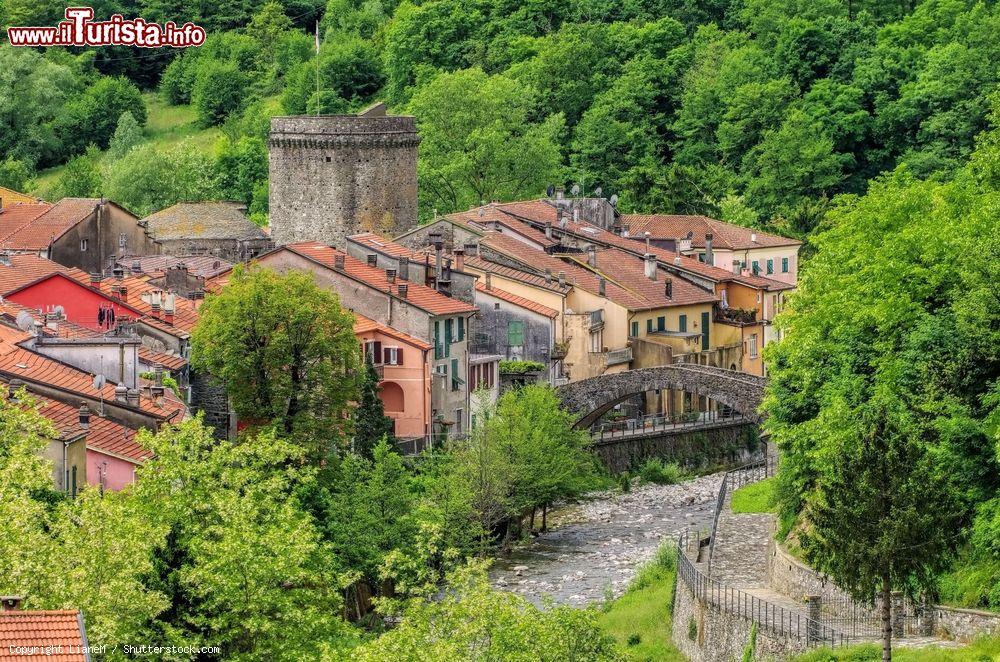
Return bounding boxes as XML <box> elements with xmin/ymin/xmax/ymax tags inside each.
<box><xmin>55</xmin><ymin>76</ymin><xmax>146</xmax><ymax>156</ymax></box>
<box><xmin>0</xmin><ymin>158</ymin><xmax>31</xmax><ymax>192</ymax></box>
<box><xmin>192</xmin><ymin>61</ymin><xmax>248</xmax><ymax>127</ymax></box>
<box><xmin>353</xmin><ymin>358</ymin><xmax>395</xmax><ymax>460</ymax></box>
<box><xmin>638</xmin><ymin>458</ymin><xmax>683</xmax><ymax>485</ymax></box>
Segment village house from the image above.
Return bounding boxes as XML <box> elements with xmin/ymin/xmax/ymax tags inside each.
<box><xmin>0</xmin><ymin>597</ymin><xmax>91</xmax><ymax>662</ymax></box>
<box><xmin>0</xmin><ymin>197</ymin><xmax>159</xmax><ymax>273</ymax></box>
<box><xmin>0</xmin><ymin>185</ymin><xmax>40</xmax><ymax>209</ymax></box>
<box><xmin>240</xmin><ymin>242</ymin><xmax>479</xmax><ymax>440</ymax></box>
<box><xmin>140</xmin><ymin>201</ymin><xmax>273</xmax><ymax>263</ymax></box>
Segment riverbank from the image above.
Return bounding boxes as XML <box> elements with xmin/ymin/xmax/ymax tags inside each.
<box><xmin>491</xmin><ymin>473</ymin><xmax>722</xmax><ymax>606</ymax></box>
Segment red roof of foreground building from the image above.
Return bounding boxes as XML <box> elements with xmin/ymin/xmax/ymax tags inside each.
<box><xmin>35</xmin><ymin>394</ymin><xmax>148</xmax><ymax>463</ymax></box>
<box><xmin>353</xmin><ymin>313</ymin><xmax>432</xmax><ymax>350</ymax></box>
<box><xmin>0</xmin><ymin>199</ymin><xmax>106</xmax><ymax>251</ymax></box>
<box><xmin>0</xmin><ymin>609</ymin><xmax>88</xmax><ymax>662</ymax></box>
<box><xmin>475</xmin><ymin>283</ymin><xmax>559</xmax><ymax>318</ymax></box>
<box><xmin>282</xmin><ymin>243</ymin><xmax>478</xmax><ymax>316</ymax></box>
<box><xmin>0</xmin><ymin>203</ymin><xmax>53</xmax><ymax>245</ymax></box>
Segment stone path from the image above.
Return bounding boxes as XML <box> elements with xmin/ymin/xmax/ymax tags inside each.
<box><xmin>709</xmin><ymin>476</ymin><xmax>775</xmax><ymax>588</ymax></box>
<box><xmin>490</xmin><ymin>473</ymin><xmax>722</xmax><ymax>607</ymax></box>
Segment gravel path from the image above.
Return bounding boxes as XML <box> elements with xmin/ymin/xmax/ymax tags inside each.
<box><xmin>490</xmin><ymin>473</ymin><xmax>723</xmax><ymax>607</ymax></box>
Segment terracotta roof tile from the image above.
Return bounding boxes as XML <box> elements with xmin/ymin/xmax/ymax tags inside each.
<box><xmin>475</xmin><ymin>283</ymin><xmax>558</xmax><ymax>318</ymax></box>
<box><xmin>353</xmin><ymin>313</ymin><xmax>432</xmax><ymax>350</ymax></box>
<box><xmin>0</xmin><ymin>255</ymin><xmax>89</xmax><ymax>295</ymax></box>
<box><xmin>349</xmin><ymin>232</ymin><xmax>422</xmax><ymax>259</ymax></box>
<box><xmin>0</xmin><ymin>203</ymin><xmax>52</xmax><ymax>246</ymax></box>
<box><xmin>93</xmin><ymin>277</ymin><xmax>199</xmax><ymax>335</ymax></box>
<box><xmin>2</xmin><ymin>199</ymin><xmax>103</xmax><ymax>250</ymax></box>
<box><xmin>283</xmin><ymin>243</ymin><xmax>477</xmax><ymax>316</ymax></box>
<box><xmin>622</xmin><ymin>214</ymin><xmax>801</xmax><ymax>249</ymax></box>
<box><xmin>34</xmin><ymin>395</ymin><xmax>148</xmax><ymax>463</ymax></box>
<box><xmin>463</xmin><ymin>256</ymin><xmax>569</xmax><ymax>294</ymax></box>
<box><xmin>0</xmin><ymin>610</ymin><xmax>87</xmax><ymax>662</ymax></box>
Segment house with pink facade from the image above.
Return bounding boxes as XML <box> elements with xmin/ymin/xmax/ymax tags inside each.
<box><xmin>354</xmin><ymin>313</ymin><xmax>432</xmax><ymax>443</ymax></box>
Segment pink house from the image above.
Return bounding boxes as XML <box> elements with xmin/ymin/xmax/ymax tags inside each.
<box><xmin>354</xmin><ymin>313</ymin><xmax>432</xmax><ymax>441</ymax></box>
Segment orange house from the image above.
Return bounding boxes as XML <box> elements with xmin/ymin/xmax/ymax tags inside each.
<box><xmin>354</xmin><ymin>313</ymin><xmax>432</xmax><ymax>440</ymax></box>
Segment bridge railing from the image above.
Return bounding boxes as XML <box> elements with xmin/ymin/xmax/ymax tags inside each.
<box><xmin>593</xmin><ymin>409</ymin><xmax>748</xmax><ymax>440</ymax></box>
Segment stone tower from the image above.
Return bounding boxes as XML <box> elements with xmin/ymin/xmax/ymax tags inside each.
<box><xmin>268</xmin><ymin>104</ymin><xmax>420</xmax><ymax>247</ymax></box>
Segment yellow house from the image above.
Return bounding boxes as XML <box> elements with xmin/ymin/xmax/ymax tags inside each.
<box><xmin>0</xmin><ymin>186</ymin><xmax>40</xmax><ymax>210</ymax></box>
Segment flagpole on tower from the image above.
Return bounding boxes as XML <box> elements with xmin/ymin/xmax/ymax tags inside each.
<box><xmin>314</xmin><ymin>20</ymin><xmax>321</xmax><ymax>116</ymax></box>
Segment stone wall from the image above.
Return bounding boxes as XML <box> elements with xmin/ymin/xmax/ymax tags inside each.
<box><xmin>189</xmin><ymin>370</ymin><xmax>234</xmax><ymax>440</ymax></box>
<box><xmin>269</xmin><ymin>115</ymin><xmax>420</xmax><ymax>248</ymax></box>
<box><xmin>673</xmin><ymin>572</ymin><xmax>809</xmax><ymax>662</ymax></box>
<box><xmin>931</xmin><ymin>606</ymin><xmax>1000</xmax><ymax>642</ymax></box>
<box><xmin>590</xmin><ymin>422</ymin><xmax>761</xmax><ymax>474</ymax></box>
<box><xmin>767</xmin><ymin>538</ymin><xmax>854</xmax><ymax>608</ymax></box>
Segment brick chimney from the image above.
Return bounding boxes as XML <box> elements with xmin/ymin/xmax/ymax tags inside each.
<box><xmin>163</xmin><ymin>292</ymin><xmax>175</xmax><ymax>325</ymax></box>
<box><xmin>644</xmin><ymin>253</ymin><xmax>657</xmax><ymax>281</ymax></box>
<box><xmin>78</xmin><ymin>403</ymin><xmax>90</xmax><ymax>430</ymax></box>
<box><xmin>90</xmin><ymin>272</ymin><xmax>102</xmax><ymax>287</ymax></box>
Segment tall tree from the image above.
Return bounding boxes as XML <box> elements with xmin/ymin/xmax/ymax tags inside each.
<box><xmin>353</xmin><ymin>356</ymin><xmax>395</xmax><ymax>459</ymax></box>
<box><xmin>191</xmin><ymin>266</ymin><xmax>359</xmax><ymax>460</ymax></box>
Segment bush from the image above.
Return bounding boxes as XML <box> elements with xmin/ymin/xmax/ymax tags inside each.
<box><xmin>617</xmin><ymin>471</ymin><xmax>631</xmax><ymax>493</ymax></box>
<box><xmin>160</xmin><ymin>51</ymin><xmax>201</xmax><ymax>105</ymax></box>
<box><xmin>55</xmin><ymin>77</ymin><xmax>146</xmax><ymax>155</ymax></box>
<box><xmin>192</xmin><ymin>61</ymin><xmax>248</xmax><ymax>127</ymax></box>
<box><xmin>0</xmin><ymin>158</ymin><xmax>32</xmax><ymax>191</ymax></box>
<box><xmin>499</xmin><ymin>360</ymin><xmax>546</xmax><ymax>374</ymax></box>
<box><xmin>639</xmin><ymin>458</ymin><xmax>683</xmax><ymax>485</ymax></box>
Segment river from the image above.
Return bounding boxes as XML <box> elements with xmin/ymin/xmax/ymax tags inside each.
<box><xmin>490</xmin><ymin>473</ymin><xmax>723</xmax><ymax>607</ymax></box>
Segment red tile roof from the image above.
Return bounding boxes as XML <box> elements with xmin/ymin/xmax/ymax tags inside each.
<box><xmin>476</xmin><ymin>283</ymin><xmax>559</xmax><ymax>318</ymax></box>
<box><xmin>447</xmin><ymin>206</ymin><xmax>558</xmax><ymax>249</ymax></box>
<box><xmin>353</xmin><ymin>313</ymin><xmax>432</xmax><ymax>350</ymax></box>
<box><xmin>0</xmin><ymin>255</ymin><xmax>89</xmax><ymax>295</ymax></box>
<box><xmin>349</xmin><ymin>232</ymin><xmax>422</xmax><ymax>259</ymax></box>
<box><xmin>463</xmin><ymin>256</ymin><xmax>570</xmax><ymax>294</ymax></box>
<box><xmin>35</xmin><ymin>395</ymin><xmax>148</xmax><ymax>463</ymax></box>
<box><xmin>281</xmin><ymin>243</ymin><xmax>477</xmax><ymax>316</ymax></box>
<box><xmin>1</xmin><ymin>199</ymin><xmax>103</xmax><ymax>250</ymax></box>
<box><xmin>0</xmin><ymin>610</ymin><xmax>88</xmax><ymax>662</ymax></box>
<box><xmin>0</xmin><ymin>348</ymin><xmax>184</xmax><ymax>421</ymax></box>
<box><xmin>622</xmin><ymin>214</ymin><xmax>801</xmax><ymax>249</ymax></box>
<box><xmin>93</xmin><ymin>277</ymin><xmax>199</xmax><ymax>336</ymax></box>
<box><xmin>0</xmin><ymin>203</ymin><xmax>52</xmax><ymax>246</ymax></box>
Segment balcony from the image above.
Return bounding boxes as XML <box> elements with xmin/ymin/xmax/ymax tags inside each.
<box><xmin>715</xmin><ymin>305</ymin><xmax>757</xmax><ymax>325</ymax></box>
<box><xmin>605</xmin><ymin>346</ymin><xmax>633</xmax><ymax>366</ymax></box>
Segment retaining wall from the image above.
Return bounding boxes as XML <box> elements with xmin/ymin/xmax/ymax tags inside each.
<box><xmin>590</xmin><ymin>422</ymin><xmax>761</xmax><ymax>474</ymax></box>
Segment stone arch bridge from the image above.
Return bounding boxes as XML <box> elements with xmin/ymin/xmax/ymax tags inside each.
<box><xmin>556</xmin><ymin>364</ymin><xmax>767</xmax><ymax>429</ymax></box>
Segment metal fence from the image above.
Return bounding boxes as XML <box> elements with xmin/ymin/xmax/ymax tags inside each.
<box><xmin>676</xmin><ymin>539</ymin><xmax>853</xmax><ymax>648</ymax></box>
<box><xmin>594</xmin><ymin>410</ymin><xmax>748</xmax><ymax>440</ymax></box>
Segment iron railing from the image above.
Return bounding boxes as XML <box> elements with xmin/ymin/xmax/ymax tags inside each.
<box><xmin>707</xmin><ymin>455</ymin><xmax>775</xmax><ymax>575</ymax></box>
<box><xmin>593</xmin><ymin>410</ymin><xmax>748</xmax><ymax>441</ymax></box>
<box><xmin>676</xmin><ymin>536</ymin><xmax>852</xmax><ymax>648</ymax></box>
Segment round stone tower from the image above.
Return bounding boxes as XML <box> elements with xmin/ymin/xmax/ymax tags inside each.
<box><xmin>268</xmin><ymin>107</ymin><xmax>420</xmax><ymax>247</ymax></box>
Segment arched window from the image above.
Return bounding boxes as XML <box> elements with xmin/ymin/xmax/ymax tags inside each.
<box><xmin>380</xmin><ymin>381</ymin><xmax>405</xmax><ymax>413</ymax></box>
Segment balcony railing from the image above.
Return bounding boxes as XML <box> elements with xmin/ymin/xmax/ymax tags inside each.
<box><xmin>605</xmin><ymin>346</ymin><xmax>632</xmax><ymax>366</ymax></box>
<box><xmin>715</xmin><ymin>305</ymin><xmax>757</xmax><ymax>324</ymax></box>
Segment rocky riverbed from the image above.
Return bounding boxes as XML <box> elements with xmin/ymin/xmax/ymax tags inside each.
<box><xmin>490</xmin><ymin>473</ymin><xmax>723</xmax><ymax>607</ymax></box>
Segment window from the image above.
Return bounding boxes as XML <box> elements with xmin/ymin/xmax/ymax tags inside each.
<box><xmin>752</xmin><ymin>260</ymin><xmax>760</xmax><ymax>275</ymax></box>
<box><xmin>781</xmin><ymin>257</ymin><xmax>789</xmax><ymax>273</ymax></box>
<box><xmin>434</xmin><ymin>321</ymin><xmax>442</xmax><ymax>359</ymax></box>
<box><xmin>766</xmin><ymin>259</ymin><xmax>774</xmax><ymax>275</ymax></box>
<box><xmin>80</xmin><ymin>239</ymin><xmax>88</xmax><ymax>252</ymax></box>
<box><xmin>364</xmin><ymin>341</ymin><xmax>382</xmax><ymax>364</ymax></box>
<box><xmin>589</xmin><ymin>328</ymin><xmax>603</xmax><ymax>353</ymax></box>
<box><xmin>451</xmin><ymin>358</ymin><xmax>461</xmax><ymax>391</ymax></box>
<box><xmin>383</xmin><ymin>346</ymin><xmax>402</xmax><ymax>365</ymax></box>
<box><xmin>71</xmin><ymin>466</ymin><xmax>77</xmax><ymax>498</ymax></box>
<box><xmin>701</xmin><ymin>311</ymin><xmax>710</xmax><ymax>350</ymax></box>
<box><xmin>646</xmin><ymin>319</ymin><xmax>653</xmax><ymax>333</ymax></box>
<box><xmin>494</xmin><ymin>302</ymin><xmax>501</xmax><ymax>310</ymax></box>
<box><xmin>455</xmin><ymin>408</ymin><xmax>463</xmax><ymax>434</ymax></box>
<box><xmin>458</xmin><ymin>317</ymin><xmax>465</xmax><ymax>341</ymax></box>
<box><xmin>630</xmin><ymin>321</ymin><xmax>638</xmax><ymax>337</ymax></box>
<box><xmin>507</xmin><ymin>320</ymin><xmax>524</xmax><ymax>346</ymax></box>
<box><xmin>748</xmin><ymin>333</ymin><xmax>758</xmax><ymax>359</ymax></box>
<box><xmin>445</xmin><ymin>319</ymin><xmax>454</xmax><ymax>345</ymax></box>
<box><xmin>657</xmin><ymin>316</ymin><xmax>665</xmax><ymax>331</ymax></box>
<box><xmin>678</xmin><ymin>314</ymin><xmax>687</xmax><ymax>332</ymax></box>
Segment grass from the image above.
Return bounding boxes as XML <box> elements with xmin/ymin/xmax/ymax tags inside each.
<box><xmin>793</xmin><ymin>636</ymin><xmax>1000</xmax><ymax>661</ymax></box>
<box><xmin>597</xmin><ymin>544</ymin><xmax>686</xmax><ymax>662</ymax></box>
<box><xmin>731</xmin><ymin>476</ymin><xmax>777</xmax><ymax>514</ymax></box>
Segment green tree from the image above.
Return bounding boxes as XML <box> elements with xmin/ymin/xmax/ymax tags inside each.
<box><xmin>408</xmin><ymin>67</ymin><xmax>564</xmax><ymax>217</ymax></box>
<box><xmin>354</xmin><ymin>357</ymin><xmax>395</xmax><ymax>458</ymax></box>
<box><xmin>107</xmin><ymin>110</ymin><xmax>144</xmax><ymax>159</ymax></box>
<box><xmin>46</xmin><ymin>145</ymin><xmax>102</xmax><ymax>199</ymax></box>
<box><xmin>56</xmin><ymin>76</ymin><xmax>147</xmax><ymax>156</ymax></box>
<box><xmin>105</xmin><ymin>140</ymin><xmax>220</xmax><ymax>217</ymax></box>
<box><xmin>191</xmin><ymin>266</ymin><xmax>359</xmax><ymax>460</ymax></box>
<box><xmin>0</xmin><ymin>158</ymin><xmax>31</xmax><ymax>192</ymax></box>
<box><xmin>215</xmin><ymin>135</ymin><xmax>268</xmax><ymax>208</ymax></box>
<box><xmin>192</xmin><ymin>60</ymin><xmax>249</xmax><ymax>127</ymax></box>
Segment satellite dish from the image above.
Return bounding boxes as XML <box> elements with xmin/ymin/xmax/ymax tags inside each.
<box><xmin>594</xmin><ymin>186</ymin><xmax>603</xmax><ymax>198</ymax></box>
<box><xmin>546</xmin><ymin>184</ymin><xmax>555</xmax><ymax>197</ymax></box>
<box><xmin>52</xmin><ymin>305</ymin><xmax>64</xmax><ymax>316</ymax></box>
<box><xmin>93</xmin><ymin>374</ymin><xmax>106</xmax><ymax>390</ymax></box>
<box><xmin>609</xmin><ymin>194</ymin><xmax>618</xmax><ymax>207</ymax></box>
<box><xmin>15</xmin><ymin>311</ymin><xmax>34</xmax><ymax>332</ymax></box>
<box><xmin>570</xmin><ymin>184</ymin><xmax>581</xmax><ymax>196</ymax></box>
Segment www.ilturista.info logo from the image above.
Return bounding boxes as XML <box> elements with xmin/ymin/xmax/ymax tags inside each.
<box><xmin>7</xmin><ymin>7</ymin><xmax>205</xmax><ymax>48</ymax></box>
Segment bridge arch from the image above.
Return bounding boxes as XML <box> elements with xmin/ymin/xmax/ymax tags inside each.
<box><xmin>555</xmin><ymin>364</ymin><xmax>767</xmax><ymax>429</ymax></box>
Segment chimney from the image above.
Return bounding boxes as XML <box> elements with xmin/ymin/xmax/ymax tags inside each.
<box><xmin>557</xmin><ymin>271</ymin><xmax>566</xmax><ymax>288</ymax></box>
<box><xmin>151</xmin><ymin>384</ymin><xmax>165</xmax><ymax>406</ymax></box>
<box><xmin>454</xmin><ymin>248</ymin><xmax>465</xmax><ymax>272</ymax></box>
<box><xmin>0</xmin><ymin>596</ymin><xmax>23</xmax><ymax>612</ymax></box>
<box><xmin>544</xmin><ymin>268</ymin><xmax>552</xmax><ymax>284</ymax></box>
<box><xmin>163</xmin><ymin>293</ymin><xmax>175</xmax><ymax>325</ymax></box>
<box><xmin>645</xmin><ymin>231</ymin><xmax>651</xmax><ymax>253</ymax></box>
<box><xmin>126</xmin><ymin>388</ymin><xmax>140</xmax><ymax>407</ymax></box>
<box><xmin>397</xmin><ymin>283</ymin><xmax>408</xmax><ymax>299</ymax></box>
<box><xmin>586</xmin><ymin>245</ymin><xmax>597</xmax><ymax>268</ymax></box>
<box><xmin>154</xmin><ymin>364</ymin><xmax>164</xmax><ymax>386</ymax></box>
<box><xmin>386</xmin><ymin>269</ymin><xmax>397</xmax><ymax>284</ymax></box>
<box><xmin>674</xmin><ymin>256</ymin><xmax>682</xmax><ymax>266</ymax></box>
<box><xmin>33</xmin><ymin>320</ymin><xmax>44</xmax><ymax>341</ymax></box>
<box><xmin>544</xmin><ymin>221</ymin><xmax>553</xmax><ymax>239</ymax></box>
<box><xmin>366</xmin><ymin>254</ymin><xmax>378</xmax><ymax>267</ymax></box>
<box><xmin>131</xmin><ymin>260</ymin><xmax>142</xmax><ymax>275</ymax></box>
<box><xmin>704</xmin><ymin>233</ymin><xmax>714</xmax><ymax>266</ymax></box>
<box><xmin>557</xmin><ymin>208</ymin><xmax>566</xmax><ymax>229</ymax></box>
<box><xmin>644</xmin><ymin>253</ymin><xmax>657</xmax><ymax>281</ymax></box>
<box><xmin>732</xmin><ymin>260</ymin><xmax>741</xmax><ymax>275</ymax></box>
<box><xmin>665</xmin><ymin>278</ymin><xmax>673</xmax><ymax>299</ymax></box>
<box><xmin>598</xmin><ymin>277</ymin><xmax>606</xmax><ymax>296</ymax></box>
<box><xmin>0</xmin><ymin>252</ymin><xmax>10</xmax><ymax>267</ymax></box>
<box><xmin>114</xmin><ymin>385</ymin><xmax>128</xmax><ymax>403</ymax></box>
<box><xmin>464</xmin><ymin>242</ymin><xmax>478</xmax><ymax>257</ymax></box>
<box><xmin>398</xmin><ymin>256</ymin><xmax>410</xmax><ymax>281</ymax></box>
<box><xmin>430</xmin><ymin>232</ymin><xmax>444</xmax><ymax>279</ymax></box>
<box><xmin>78</xmin><ymin>403</ymin><xmax>91</xmax><ymax>430</ymax></box>
<box><xmin>334</xmin><ymin>254</ymin><xmax>345</xmax><ymax>270</ymax></box>
<box><xmin>485</xmin><ymin>272</ymin><xmax>492</xmax><ymax>290</ymax></box>
<box><xmin>118</xmin><ymin>285</ymin><xmax>128</xmax><ymax>301</ymax></box>
<box><xmin>555</xmin><ymin>186</ymin><xmax>565</xmax><ymax>200</ymax></box>
<box><xmin>572</xmin><ymin>208</ymin><xmax>580</xmax><ymax>224</ymax></box>
<box><xmin>89</xmin><ymin>272</ymin><xmax>102</xmax><ymax>287</ymax></box>
<box><xmin>112</xmin><ymin>265</ymin><xmax>125</xmax><ymax>280</ymax></box>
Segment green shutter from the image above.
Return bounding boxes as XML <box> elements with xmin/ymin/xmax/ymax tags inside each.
<box><xmin>701</xmin><ymin>311</ymin><xmax>710</xmax><ymax>350</ymax></box>
<box><xmin>766</xmin><ymin>259</ymin><xmax>773</xmax><ymax>274</ymax></box>
<box><xmin>631</xmin><ymin>321</ymin><xmax>638</xmax><ymax>337</ymax></box>
<box><xmin>782</xmin><ymin>257</ymin><xmax>788</xmax><ymax>273</ymax></box>
<box><xmin>434</xmin><ymin>321</ymin><xmax>441</xmax><ymax>359</ymax></box>
<box><xmin>646</xmin><ymin>319</ymin><xmax>653</xmax><ymax>333</ymax></box>
<box><xmin>507</xmin><ymin>320</ymin><xmax>524</xmax><ymax>346</ymax></box>
<box><xmin>657</xmin><ymin>316</ymin><xmax>665</xmax><ymax>331</ymax></box>
<box><xmin>679</xmin><ymin>314</ymin><xmax>687</xmax><ymax>332</ymax></box>
<box><xmin>752</xmin><ymin>261</ymin><xmax>760</xmax><ymax>275</ymax></box>
<box><xmin>458</xmin><ymin>316</ymin><xmax>465</xmax><ymax>341</ymax></box>
<box><xmin>451</xmin><ymin>358</ymin><xmax>459</xmax><ymax>390</ymax></box>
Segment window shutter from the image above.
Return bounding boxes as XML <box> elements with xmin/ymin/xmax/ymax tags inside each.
<box><xmin>434</xmin><ymin>321</ymin><xmax>441</xmax><ymax>359</ymax></box>
<box><xmin>383</xmin><ymin>347</ymin><xmax>391</xmax><ymax>364</ymax></box>
<box><xmin>373</xmin><ymin>341</ymin><xmax>382</xmax><ymax>363</ymax></box>
<box><xmin>458</xmin><ymin>317</ymin><xmax>465</xmax><ymax>341</ymax></box>
<box><xmin>679</xmin><ymin>315</ymin><xmax>687</xmax><ymax>332</ymax></box>
<box><xmin>396</xmin><ymin>348</ymin><xmax>403</xmax><ymax>365</ymax></box>
<box><xmin>646</xmin><ymin>319</ymin><xmax>653</xmax><ymax>333</ymax></box>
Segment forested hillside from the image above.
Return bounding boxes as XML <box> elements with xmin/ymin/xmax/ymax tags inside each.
<box><xmin>4</xmin><ymin>0</ymin><xmax>1000</xmax><ymax>236</ymax></box>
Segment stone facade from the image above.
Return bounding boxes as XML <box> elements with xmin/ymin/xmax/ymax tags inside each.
<box><xmin>269</xmin><ymin>115</ymin><xmax>420</xmax><ymax>247</ymax></box>
<box><xmin>556</xmin><ymin>364</ymin><xmax>767</xmax><ymax>428</ymax></box>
